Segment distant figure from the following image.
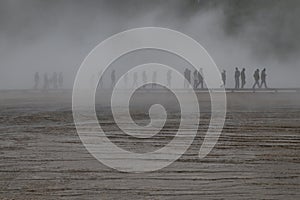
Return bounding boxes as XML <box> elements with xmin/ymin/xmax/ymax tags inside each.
<box><xmin>58</xmin><ymin>72</ymin><xmax>63</xmax><ymax>89</ymax></box>
<box><xmin>34</xmin><ymin>72</ymin><xmax>40</xmax><ymax>89</ymax></box>
<box><xmin>52</xmin><ymin>72</ymin><xmax>58</xmax><ymax>89</ymax></box>
<box><xmin>167</xmin><ymin>69</ymin><xmax>172</xmax><ymax>88</ymax></box>
<box><xmin>234</xmin><ymin>67</ymin><xmax>241</xmax><ymax>89</ymax></box>
<box><xmin>132</xmin><ymin>72</ymin><xmax>138</xmax><ymax>88</ymax></box>
<box><xmin>260</xmin><ymin>68</ymin><xmax>267</xmax><ymax>88</ymax></box>
<box><xmin>193</xmin><ymin>69</ymin><xmax>199</xmax><ymax>89</ymax></box>
<box><xmin>198</xmin><ymin>68</ymin><xmax>204</xmax><ymax>89</ymax></box>
<box><xmin>184</xmin><ymin>68</ymin><xmax>191</xmax><ymax>88</ymax></box>
<box><xmin>111</xmin><ymin>70</ymin><xmax>116</xmax><ymax>88</ymax></box>
<box><xmin>152</xmin><ymin>71</ymin><xmax>157</xmax><ymax>88</ymax></box>
<box><xmin>43</xmin><ymin>73</ymin><xmax>49</xmax><ymax>91</ymax></box>
<box><xmin>221</xmin><ymin>70</ymin><xmax>226</xmax><ymax>87</ymax></box>
<box><xmin>142</xmin><ymin>71</ymin><xmax>147</xmax><ymax>88</ymax></box>
<box><xmin>252</xmin><ymin>69</ymin><xmax>260</xmax><ymax>89</ymax></box>
<box><xmin>241</xmin><ymin>68</ymin><xmax>246</xmax><ymax>89</ymax></box>
<box><xmin>124</xmin><ymin>72</ymin><xmax>128</xmax><ymax>89</ymax></box>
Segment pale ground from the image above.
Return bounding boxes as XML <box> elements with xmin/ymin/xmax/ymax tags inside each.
<box><xmin>0</xmin><ymin>90</ymin><xmax>300</xmax><ymax>199</ymax></box>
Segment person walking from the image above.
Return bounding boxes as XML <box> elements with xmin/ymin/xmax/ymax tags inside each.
<box><xmin>260</xmin><ymin>68</ymin><xmax>267</xmax><ymax>88</ymax></box>
<box><xmin>241</xmin><ymin>68</ymin><xmax>246</xmax><ymax>89</ymax></box>
<box><xmin>234</xmin><ymin>67</ymin><xmax>241</xmax><ymax>89</ymax></box>
<box><xmin>252</xmin><ymin>69</ymin><xmax>260</xmax><ymax>89</ymax></box>
<box><xmin>198</xmin><ymin>68</ymin><xmax>204</xmax><ymax>89</ymax></box>
<box><xmin>184</xmin><ymin>68</ymin><xmax>191</xmax><ymax>88</ymax></box>
<box><xmin>193</xmin><ymin>69</ymin><xmax>199</xmax><ymax>89</ymax></box>
<box><xmin>221</xmin><ymin>70</ymin><xmax>226</xmax><ymax>87</ymax></box>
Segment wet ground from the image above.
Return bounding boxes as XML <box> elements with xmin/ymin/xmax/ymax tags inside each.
<box><xmin>0</xmin><ymin>91</ymin><xmax>300</xmax><ymax>199</ymax></box>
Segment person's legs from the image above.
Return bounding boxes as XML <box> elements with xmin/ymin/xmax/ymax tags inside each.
<box><xmin>243</xmin><ymin>80</ymin><xmax>246</xmax><ymax>88</ymax></box>
<box><xmin>235</xmin><ymin>79</ymin><xmax>239</xmax><ymax>89</ymax></box>
<box><xmin>253</xmin><ymin>80</ymin><xmax>258</xmax><ymax>88</ymax></box>
<box><xmin>185</xmin><ymin>79</ymin><xmax>191</xmax><ymax>89</ymax></box>
<box><xmin>261</xmin><ymin>80</ymin><xmax>267</xmax><ymax>88</ymax></box>
<box><xmin>264</xmin><ymin>81</ymin><xmax>267</xmax><ymax>88</ymax></box>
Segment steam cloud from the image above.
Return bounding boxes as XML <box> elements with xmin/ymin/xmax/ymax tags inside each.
<box><xmin>0</xmin><ymin>0</ymin><xmax>299</xmax><ymax>89</ymax></box>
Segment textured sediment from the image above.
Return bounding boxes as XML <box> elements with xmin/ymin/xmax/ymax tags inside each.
<box><xmin>0</xmin><ymin>91</ymin><xmax>299</xmax><ymax>199</ymax></box>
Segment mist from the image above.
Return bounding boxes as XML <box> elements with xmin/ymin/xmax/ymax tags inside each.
<box><xmin>0</xmin><ymin>0</ymin><xmax>299</xmax><ymax>89</ymax></box>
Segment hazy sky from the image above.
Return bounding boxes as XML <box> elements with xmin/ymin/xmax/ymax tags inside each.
<box><xmin>0</xmin><ymin>0</ymin><xmax>299</xmax><ymax>89</ymax></box>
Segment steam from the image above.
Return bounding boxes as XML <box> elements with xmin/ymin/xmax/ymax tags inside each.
<box><xmin>0</xmin><ymin>0</ymin><xmax>299</xmax><ymax>89</ymax></box>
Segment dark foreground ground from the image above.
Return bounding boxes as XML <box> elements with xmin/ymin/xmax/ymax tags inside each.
<box><xmin>0</xmin><ymin>90</ymin><xmax>300</xmax><ymax>199</ymax></box>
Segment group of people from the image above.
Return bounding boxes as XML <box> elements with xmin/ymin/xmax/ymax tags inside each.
<box><xmin>34</xmin><ymin>72</ymin><xmax>63</xmax><ymax>90</ymax></box>
<box><xmin>109</xmin><ymin>70</ymin><xmax>162</xmax><ymax>89</ymax></box>
<box><xmin>223</xmin><ymin>68</ymin><xmax>268</xmax><ymax>89</ymax></box>
<box><xmin>184</xmin><ymin>68</ymin><xmax>204</xmax><ymax>89</ymax></box>
<box><xmin>40</xmin><ymin>67</ymin><xmax>267</xmax><ymax>90</ymax></box>
<box><xmin>100</xmin><ymin>68</ymin><xmax>203</xmax><ymax>89</ymax></box>
<box><xmin>97</xmin><ymin>67</ymin><xmax>268</xmax><ymax>90</ymax></box>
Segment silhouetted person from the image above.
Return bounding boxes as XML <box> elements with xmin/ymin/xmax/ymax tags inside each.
<box><xmin>221</xmin><ymin>70</ymin><xmax>226</xmax><ymax>87</ymax></box>
<box><xmin>241</xmin><ymin>68</ymin><xmax>246</xmax><ymax>88</ymax></box>
<box><xmin>142</xmin><ymin>71</ymin><xmax>147</xmax><ymax>88</ymax></box>
<box><xmin>111</xmin><ymin>70</ymin><xmax>116</xmax><ymax>88</ymax></box>
<box><xmin>52</xmin><ymin>72</ymin><xmax>58</xmax><ymax>89</ymax></box>
<box><xmin>34</xmin><ymin>72</ymin><xmax>40</xmax><ymax>89</ymax></box>
<box><xmin>260</xmin><ymin>68</ymin><xmax>267</xmax><ymax>88</ymax></box>
<box><xmin>234</xmin><ymin>67</ymin><xmax>240</xmax><ymax>89</ymax></box>
<box><xmin>184</xmin><ymin>68</ymin><xmax>191</xmax><ymax>88</ymax></box>
<box><xmin>43</xmin><ymin>73</ymin><xmax>49</xmax><ymax>91</ymax></box>
<box><xmin>58</xmin><ymin>72</ymin><xmax>63</xmax><ymax>89</ymax></box>
<box><xmin>167</xmin><ymin>69</ymin><xmax>172</xmax><ymax>88</ymax></box>
<box><xmin>184</xmin><ymin>69</ymin><xmax>188</xmax><ymax>88</ymax></box>
<box><xmin>198</xmin><ymin>68</ymin><xmax>204</xmax><ymax>89</ymax></box>
<box><xmin>152</xmin><ymin>71</ymin><xmax>157</xmax><ymax>88</ymax></box>
<box><xmin>252</xmin><ymin>69</ymin><xmax>260</xmax><ymax>89</ymax></box>
<box><xmin>193</xmin><ymin>69</ymin><xmax>199</xmax><ymax>89</ymax></box>
<box><xmin>132</xmin><ymin>72</ymin><xmax>138</xmax><ymax>88</ymax></box>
